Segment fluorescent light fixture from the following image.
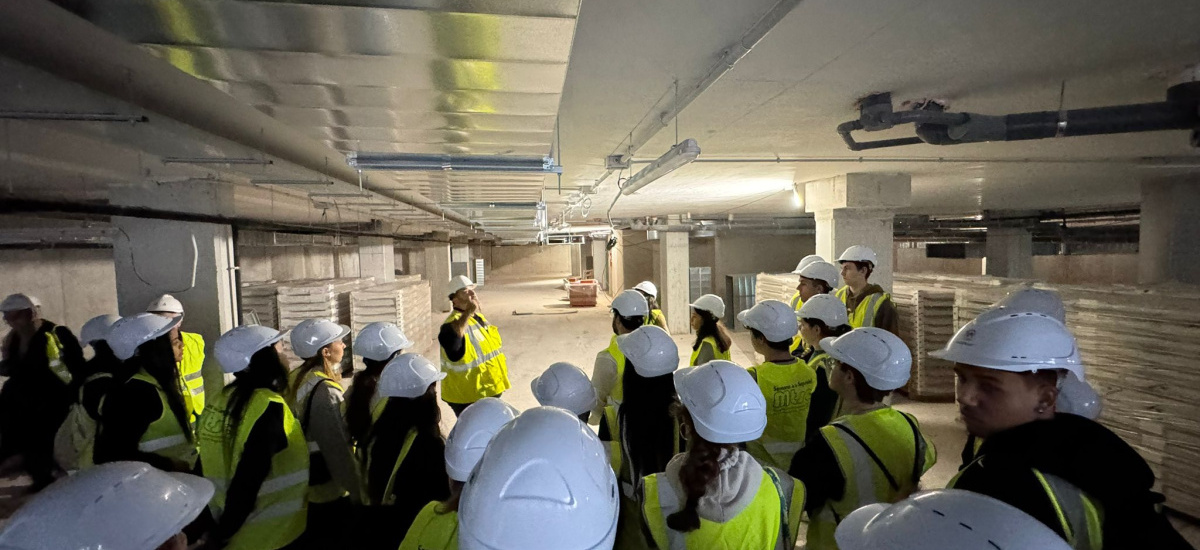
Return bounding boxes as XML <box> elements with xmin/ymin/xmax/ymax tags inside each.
<box><xmin>251</xmin><ymin>179</ymin><xmax>334</xmax><ymax>186</ymax></box>
<box><xmin>347</xmin><ymin>153</ymin><xmax>562</xmax><ymax>173</ymax></box>
<box><xmin>0</xmin><ymin>111</ymin><xmax>148</xmax><ymax>123</ymax></box>
<box><xmin>162</xmin><ymin>157</ymin><xmax>273</xmax><ymax>166</ymax></box>
<box><xmin>621</xmin><ymin>139</ymin><xmax>701</xmax><ymax>195</ymax></box>
<box><xmin>441</xmin><ymin>202</ymin><xmax>546</xmax><ymax>210</ymax></box>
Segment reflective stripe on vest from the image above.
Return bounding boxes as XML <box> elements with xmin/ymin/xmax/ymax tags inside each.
<box><xmin>808</xmin><ymin>408</ymin><xmax>936</xmax><ymax>550</ymax></box>
<box><xmin>790</xmin><ymin>292</ymin><xmax>802</xmax><ymax>312</ymax></box>
<box><xmin>746</xmin><ymin>360</ymin><xmax>817</xmax><ymax>469</ymax></box>
<box><xmin>688</xmin><ymin>337</ymin><xmax>731</xmax><ymax>367</ymax></box>
<box><xmin>290</xmin><ymin>369</ymin><xmax>348</xmax><ymax>504</ymax></box>
<box><xmin>606</xmin><ymin>335</ymin><xmax>626</xmax><ymax>406</ymax></box>
<box><xmin>200</xmin><ymin>387</ymin><xmax>309</xmax><ymax>550</ymax></box>
<box><xmin>399</xmin><ymin>501</ymin><xmax>459</xmax><ymax>550</ymax></box>
<box><xmin>179</xmin><ymin>332</ymin><xmax>206</xmax><ymax>418</ymax></box>
<box><xmin>378</xmin><ymin>429</ymin><xmax>419</xmax><ymax>506</ymax></box>
<box><xmin>439</xmin><ymin>312</ymin><xmax>510</xmax><ymax>404</ymax></box>
<box><xmin>1032</xmin><ymin>470</ymin><xmax>1104</xmax><ymax>550</ymax></box>
<box><xmin>44</xmin><ymin>330</ymin><xmax>72</xmax><ymax>384</ymax></box>
<box><xmin>835</xmin><ymin>287</ymin><xmax>891</xmax><ymax>329</ymax></box>
<box><xmin>129</xmin><ymin>370</ymin><xmax>198</xmax><ymax>469</ymax></box>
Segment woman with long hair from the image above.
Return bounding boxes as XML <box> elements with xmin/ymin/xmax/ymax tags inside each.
<box><xmin>641</xmin><ymin>361</ymin><xmax>804</xmax><ymax>549</ymax></box>
<box><xmin>200</xmin><ymin>325</ymin><xmax>309</xmax><ymax>550</ymax></box>
<box><xmin>346</xmin><ymin>322</ymin><xmax>412</xmax><ymax>450</ymax></box>
<box><xmin>590</xmin><ymin>290</ymin><xmax>647</xmax><ymax>423</ymax></box>
<box><xmin>687</xmin><ymin>294</ymin><xmax>731</xmax><ymax>366</ymax></box>
<box><xmin>362</xmin><ymin>353</ymin><xmax>450</xmax><ymax>550</ymax></box>
<box><xmin>634</xmin><ymin>281</ymin><xmax>670</xmax><ymax>334</ymax></box>
<box><xmin>398</xmin><ymin>397</ymin><xmax>518</xmax><ymax>550</ymax></box>
<box><xmin>798</xmin><ymin>294</ymin><xmax>853</xmax><ymax>438</ymax></box>
<box><xmin>95</xmin><ymin>313</ymin><xmax>196</xmax><ymax>473</ymax></box>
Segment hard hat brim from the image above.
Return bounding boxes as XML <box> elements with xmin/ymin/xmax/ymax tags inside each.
<box><xmin>821</xmin><ymin>336</ymin><xmax>908</xmax><ymax>391</ymax></box>
<box><xmin>833</xmin><ymin>503</ymin><xmax>888</xmax><ymax>550</ymax></box>
<box><xmin>162</xmin><ymin>472</ymin><xmax>216</xmax><ymax>538</ymax></box>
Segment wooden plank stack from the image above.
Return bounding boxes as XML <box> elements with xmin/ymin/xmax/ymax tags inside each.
<box><xmin>349</xmin><ymin>277</ymin><xmax>436</xmax><ymax>371</ymax></box>
<box><xmin>240</xmin><ymin>281</ymin><xmax>280</xmax><ymax>329</ymax></box>
<box><xmin>276</xmin><ymin>278</ymin><xmax>374</xmax><ymax>366</ymax></box>
<box><xmin>755</xmin><ymin>273</ymin><xmax>795</xmax><ymax>304</ymax></box>
<box><xmin>892</xmin><ymin>284</ymin><xmax>957</xmax><ymax>401</ymax></box>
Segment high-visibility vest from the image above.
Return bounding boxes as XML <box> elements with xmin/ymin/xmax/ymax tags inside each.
<box><xmin>290</xmin><ymin>369</ymin><xmax>349</xmax><ymax>504</ymax></box>
<box><xmin>649</xmin><ymin>309</ymin><xmax>670</xmax><ymax>332</ymax></box>
<box><xmin>834</xmin><ymin>287</ymin><xmax>893</xmax><ymax>329</ymax></box>
<box><xmin>688</xmin><ymin>336</ymin><xmax>731</xmax><ymax>367</ymax></box>
<box><xmin>128</xmin><ymin>369</ymin><xmax>198</xmax><ymax>470</ymax></box>
<box><xmin>788</xmin><ymin>293</ymin><xmax>807</xmax><ymax>354</ymax></box>
<box><xmin>439</xmin><ymin>312</ymin><xmax>510</xmax><ymax>404</ymax></box>
<box><xmin>365</xmin><ymin>427</ymin><xmax>418</xmax><ymax>506</ymax></box>
<box><xmin>178</xmin><ymin>331</ymin><xmax>205</xmax><ymax>420</ymax></box>
<box><xmin>200</xmin><ymin>387</ymin><xmax>309</xmax><ymax>550</ymax></box>
<box><xmin>642</xmin><ymin>465</ymin><xmax>805</xmax><ymax>550</ymax></box>
<box><xmin>806</xmin><ymin>350</ymin><xmax>843</xmax><ymax>424</ymax></box>
<box><xmin>808</xmin><ymin>408</ymin><xmax>937</xmax><ymax>550</ymax></box>
<box><xmin>398</xmin><ymin>501</ymin><xmax>458</xmax><ymax>550</ymax></box>
<box><xmin>789</xmin><ymin>292</ymin><xmax>803</xmax><ymax>312</ymax></box>
<box><xmin>745</xmin><ymin>360</ymin><xmax>817</xmax><ymax>468</ymax></box>
<box><xmin>603</xmin><ymin>404</ymin><xmax>680</xmax><ymax>500</ymax></box>
<box><xmin>44</xmin><ymin>329</ymin><xmax>72</xmax><ymax>385</ymax></box>
<box><xmin>605</xmin><ymin>335</ymin><xmax>627</xmax><ymax>406</ymax></box>
<box><xmin>948</xmin><ymin>457</ymin><xmax>1103</xmax><ymax>550</ymax></box>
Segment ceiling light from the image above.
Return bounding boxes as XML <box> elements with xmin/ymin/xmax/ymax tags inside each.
<box><xmin>621</xmin><ymin>139</ymin><xmax>701</xmax><ymax>195</ymax></box>
<box><xmin>0</xmin><ymin>111</ymin><xmax>148</xmax><ymax>123</ymax></box>
<box><xmin>347</xmin><ymin>153</ymin><xmax>562</xmax><ymax>173</ymax></box>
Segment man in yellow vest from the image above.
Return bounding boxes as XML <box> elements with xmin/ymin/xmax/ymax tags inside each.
<box><xmin>146</xmin><ymin>294</ymin><xmax>206</xmax><ymax>423</ymax></box>
<box><xmin>739</xmin><ymin>299</ymin><xmax>816</xmax><ymax>469</ymax></box>
<box><xmin>589</xmin><ymin>289</ymin><xmax>647</xmax><ymax>423</ymax></box>
<box><xmin>834</xmin><ymin>246</ymin><xmax>899</xmax><ymax>336</ymax></box>
<box><xmin>788</xmin><ymin>327</ymin><xmax>937</xmax><ymax>550</ymax></box>
<box><xmin>438</xmin><ymin>276</ymin><xmax>509</xmax><ymax>417</ymax></box>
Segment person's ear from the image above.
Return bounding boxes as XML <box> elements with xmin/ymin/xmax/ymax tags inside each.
<box><xmin>1036</xmin><ymin>383</ymin><xmax>1058</xmax><ymax>414</ymax></box>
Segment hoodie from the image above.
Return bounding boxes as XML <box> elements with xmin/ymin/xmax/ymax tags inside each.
<box><xmin>661</xmin><ymin>449</ymin><xmax>763</xmax><ymax>523</ymax></box>
<box><xmin>953</xmin><ymin>413</ymin><xmax>1191</xmax><ymax>550</ymax></box>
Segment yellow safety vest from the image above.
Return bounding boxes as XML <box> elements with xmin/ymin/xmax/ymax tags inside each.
<box><xmin>289</xmin><ymin>369</ymin><xmax>349</xmax><ymax>504</ymax></box>
<box><xmin>746</xmin><ymin>360</ymin><xmax>817</xmax><ymax>469</ymax></box>
<box><xmin>398</xmin><ymin>501</ymin><xmax>458</xmax><ymax>550</ymax></box>
<box><xmin>789</xmin><ymin>292</ymin><xmax>803</xmax><ymax>312</ymax></box>
<box><xmin>44</xmin><ymin>330</ymin><xmax>72</xmax><ymax>385</ymax></box>
<box><xmin>178</xmin><ymin>331</ymin><xmax>205</xmax><ymax>420</ymax></box>
<box><xmin>649</xmin><ymin>309</ymin><xmax>669</xmax><ymax>332</ymax></box>
<box><xmin>808</xmin><ymin>408</ymin><xmax>937</xmax><ymax>550</ymax></box>
<box><xmin>603</xmin><ymin>404</ymin><xmax>680</xmax><ymax>500</ymax></box>
<box><xmin>200</xmin><ymin>387</ymin><xmax>309</xmax><ymax>550</ymax></box>
<box><xmin>642</xmin><ymin>466</ymin><xmax>805</xmax><ymax>550</ymax></box>
<box><xmin>365</xmin><ymin>427</ymin><xmax>418</xmax><ymax>506</ymax></box>
<box><xmin>606</xmin><ymin>335</ymin><xmax>627</xmax><ymax>406</ymax></box>
<box><xmin>834</xmin><ymin>287</ymin><xmax>893</xmax><ymax>329</ymax></box>
<box><xmin>439</xmin><ymin>312</ymin><xmax>510</xmax><ymax>404</ymax></box>
<box><xmin>688</xmin><ymin>336</ymin><xmax>732</xmax><ymax>367</ymax></box>
<box><xmin>807</xmin><ymin>350</ymin><xmax>843</xmax><ymax>423</ymax></box>
<box><xmin>788</xmin><ymin>293</ymin><xmax>807</xmax><ymax>354</ymax></box>
<box><xmin>128</xmin><ymin>370</ymin><xmax>198</xmax><ymax>470</ymax></box>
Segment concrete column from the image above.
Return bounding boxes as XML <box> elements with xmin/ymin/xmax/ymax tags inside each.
<box><xmin>591</xmin><ymin>239</ymin><xmax>608</xmax><ymax>289</ymax></box>
<box><xmin>423</xmin><ymin>235</ymin><xmax>453</xmax><ymax>312</ymax></box>
<box><xmin>984</xmin><ymin>227</ymin><xmax>1033</xmax><ymax>278</ymax></box>
<box><xmin>658</xmin><ymin>230</ymin><xmax>690</xmax><ymax>334</ymax></box>
<box><xmin>1139</xmin><ymin>176</ymin><xmax>1200</xmax><ymax>284</ymax></box>
<box><xmin>358</xmin><ymin>236</ymin><xmax>395</xmax><ymax>282</ymax></box>
<box><xmin>805</xmin><ymin>173</ymin><xmax>911</xmax><ymax>292</ymax></box>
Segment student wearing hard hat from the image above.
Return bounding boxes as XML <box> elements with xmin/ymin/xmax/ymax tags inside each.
<box><xmin>834</xmin><ymin>488</ymin><xmax>1073</xmax><ymax>550</ymax></box>
<box><xmin>458</xmin><ymin>406</ymin><xmax>620</xmax><ymax>550</ymax></box>
<box><xmin>788</xmin><ymin>327</ymin><xmax>937</xmax><ymax>550</ymax></box>
<box><xmin>834</xmin><ymin>246</ymin><xmax>899</xmax><ymax>335</ymax></box>
<box><xmin>590</xmin><ymin>288</ymin><xmax>647</xmax><ymax>423</ymax></box>
<box><xmin>202</xmin><ymin>325</ymin><xmax>309</xmax><ymax>550</ymax></box>
<box><xmin>634</xmin><ymin>280</ymin><xmax>670</xmax><ymax>333</ymax></box>
<box><xmin>640</xmin><ymin>360</ymin><xmax>805</xmax><ymax>550</ymax></box>
<box><xmin>790</xmin><ymin>260</ymin><xmax>841</xmax><ymax>356</ymax></box>
<box><xmin>738</xmin><ymin>299</ymin><xmax>816</xmax><ymax>469</ymax></box>
<box><xmin>286</xmin><ymin>319</ymin><xmax>362</xmax><ymax>544</ymax></box>
<box><xmin>438</xmin><ymin>275</ymin><xmax>510</xmax><ymax>417</ymax></box>
<box><xmin>531</xmin><ymin>362</ymin><xmax>598</xmax><ymax>423</ymax></box>
<box><xmin>935</xmin><ymin>308</ymin><xmax>1189</xmax><ymax>549</ymax></box>
<box><xmin>362</xmin><ymin>353</ymin><xmax>450</xmax><ymax>550</ymax></box>
<box><xmin>95</xmin><ymin>313</ymin><xmax>197</xmax><ymax>474</ymax></box>
<box><xmin>346</xmin><ymin>322</ymin><xmax>413</xmax><ymax>452</ymax></box>
<box><xmin>688</xmin><ymin>294</ymin><xmax>732</xmax><ymax>366</ymax></box>
<box><xmin>399</xmin><ymin>397</ymin><xmax>519</xmax><ymax>550</ymax></box>
<box><xmin>0</xmin><ymin>461</ymin><xmax>214</xmax><ymax>550</ymax></box>
<box><xmin>146</xmin><ymin>294</ymin><xmax>207</xmax><ymax>424</ymax></box>
<box><xmin>788</xmin><ymin>254</ymin><xmax>826</xmax><ymax>311</ymax></box>
<box><xmin>0</xmin><ymin>293</ymin><xmax>84</xmax><ymax>489</ymax></box>
<box><xmin>54</xmin><ymin>314</ymin><xmax>122</xmax><ymax>471</ymax></box>
<box><xmin>797</xmin><ymin>294</ymin><xmax>853</xmax><ymax>440</ymax></box>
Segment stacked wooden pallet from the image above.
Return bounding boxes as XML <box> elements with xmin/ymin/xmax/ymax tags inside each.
<box><xmin>755</xmin><ymin>273</ymin><xmax>795</xmax><ymax>304</ymax></box>
<box><xmin>892</xmin><ymin>284</ymin><xmax>957</xmax><ymax>400</ymax></box>
<box><xmin>240</xmin><ymin>281</ymin><xmax>280</xmax><ymax>329</ymax></box>
<box><xmin>348</xmin><ymin>277</ymin><xmax>436</xmax><ymax>371</ymax></box>
<box><xmin>276</xmin><ymin>278</ymin><xmax>374</xmax><ymax>366</ymax></box>
<box><xmin>398</xmin><ymin>280</ymin><xmax>435</xmax><ymax>360</ymax></box>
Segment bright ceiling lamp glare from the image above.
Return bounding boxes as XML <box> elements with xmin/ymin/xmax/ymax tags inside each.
<box><xmin>347</xmin><ymin>152</ymin><xmax>563</xmax><ymax>173</ymax></box>
<box><xmin>620</xmin><ymin>139</ymin><xmax>701</xmax><ymax>195</ymax></box>
<box><xmin>792</xmin><ymin>186</ymin><xmax>804</xmax><ymax>209</ymax></box>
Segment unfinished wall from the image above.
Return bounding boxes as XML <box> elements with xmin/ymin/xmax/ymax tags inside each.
<box><xmin>712</xmin><ymin>232</ymin><xmax>816</xmax><ymax>295</ymax></box>
<box><xmin>237</xmin><ymin>245</ymin><xmax>361</xmax><ymax>282</ymax></box>
<box><xmin>620</xmin><ymin>230</ymin><xmax>656</xmax><ymax>290</ymax></box>
<box><xmin>894</xmin><ymin>247</ymin><xmax>984</xmax><ymax>276</ymax></box>
<box><xmin>0</xmin><ymin>248</ymin><xmax>118</xmax><ymax>338</ymax></box>
<box><xmin>488</xmin><ymin>244</ymin><xmax>572</xmax><ymax>279</ymax></box>
<box><xmin>1033</xmin><ymin>254</ymin><xmax>1138</xmax><ymax>285</ymax></box>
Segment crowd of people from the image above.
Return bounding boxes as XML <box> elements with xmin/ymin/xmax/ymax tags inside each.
<box><xmin>0</xmin><ymin>244</ymin><xmax>1191</xmax><ymax>549</ymax></box>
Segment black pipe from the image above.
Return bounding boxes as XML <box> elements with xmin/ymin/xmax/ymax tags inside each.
<box><xmin>837</xmin><ymin>120</ymin><xmax>926</xmax><ymax>151</ymax></box>
<box><xmin>1006</xmin><ymin>101</ymin><xmax>1198</xmax><ymax>141</ymax></box>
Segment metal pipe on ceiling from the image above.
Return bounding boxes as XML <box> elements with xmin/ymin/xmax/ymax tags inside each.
<box><xmin>628</xmin><ymin>156</ymin><xmax>1200</xmax><ymax>166</ymax></box>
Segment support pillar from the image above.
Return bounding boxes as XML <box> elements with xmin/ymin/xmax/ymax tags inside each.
<box><xmin>984</xmin><ymin>227</ymin><xmax>1033</xmax><ymax>278</ymax></box>
<box><xmin>358</xmin><ymin>236</ymin><xmax>395</xmax><ymax>282</ymax></box>
<box><xmin>658</xmin><ymin>230</ymin><xmax>690</xmax><ymax>334</ymax></box>
<box><xmin>423</xmin><ymin>233</ymin><xmax>453</xmax><ymax>312</ymax></box>
<box><xmin>805</xmin><ymin>173</ymin><xmax>911</xmax><ymax>292</ymax></box>
<box><xmin>591</xmin><ymin>238</ymin><xmax>609</xmax><ymax>290</ymax></box>
<box><xmin>570</xmin><ymin>243</ymin><xmax>582</xmax><ymax>277</ymax></box>
<box><xmin>1139</xmin><ymin>176</ymin><xmax>1200</xmax><ymax>284</ymax></box>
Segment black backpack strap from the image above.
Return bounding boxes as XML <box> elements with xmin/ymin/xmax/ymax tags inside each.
<box><xmin>832</xmin><ymin>422</ymin><xmax>900</xmax><ymax>491</ymax></box>
<box><xmin>899</xmin><ymin>412</ymin><xmax>927</xmax><ymax>485</ymax></box>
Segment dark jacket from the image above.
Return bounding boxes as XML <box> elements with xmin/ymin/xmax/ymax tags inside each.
<box><xmin>844</xmin><ymin>284</ymin><xmax>899</xmax><ymax>336</ymax></box>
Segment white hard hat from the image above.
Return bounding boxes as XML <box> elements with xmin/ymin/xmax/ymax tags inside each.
<box><xmin>821</xmin><ymin>328</ymin><xmax>912</xmax><ymax>391</ymax></box>
<box><xmin>353</xmin><ymin>322</ymin><xmax>413</xmax><ymax>361</ymax></box>
<box><xmin>531</xmin><ymin>362</ymin><xmax>598</xmax><ymax>415</ymax></box>
<box><xmin>993</xmin><ymin>287</ymin><xmax>1066</xmax><ymax>324</ymax></box>
<box><xmin>616</xmin><ymin>325</ymin><xmax>679</xmax><ymax>377</ymax></box>
<box><xmin>1057</xmin><ymin>376</ymin><xmax>1102</xmax><ymax>420</ymax></box>
<box><xmin>290</xmin><ymin>319</ymin><xmax>350</xmax><ymax>359</ymax></box>
<box><xmin>835</xmin><ymin>489</ymin><xmax>1072</xmax><ymax>550</ymax></box>
<box><xmin>737</xmin><ymin>300</ymin><xmax>798</xmax><ymax>343</ymax></box>
<box><xmin>444</xmin><ymin>397</ymin><xmax>520</xmax><ymax>482</ymax></box>
<box><xmin>930</xmin><ymin>309</ymin><xmax>1084</xmax><ymax>380</ymax></box>
<box><xmin>791</xmin><ymin>254</ymin><xmax>825</xmax><ymax>274</ymax></box>
<box><xmin>798</xmin><ymin>293</ymin><xmax>848</xmax><ymax>328</ymax></box>
<box><xmin>799</xmin><ymin>260</ymin><xmax>840</xmax><ymax>289</ymax></box>
<box><xmin>378</xmin><ymin>353</ymin><xmax>446</xmax><ymax>399</ymax></box>
<box><xmin>215</xmin><ymin>325</ymin><xmax>285</xmax><ymax>374</ymax></box>
<box><xmin>0</xmin><ymin>293</ymin><xmax>40</xmax><ymax>312</ymax></box>
<box><xmin>674</xmin><ymin>360</ymin><xmax>767</xmax><ymax>444</ymax></box>
<box><xmin>689</xmin><ymin>294</ymin><xmax>725</xmax><ymax>319</ymax></box>
<box><xmin>458</xmin><ymin>407</ymin><xmax>619</xmax><ymax>550</ymax></box>
<box><xmin>0</xmin><ymin>461</ymin><xmax>214</xmax><ymax>550</ymax></box>
<box><xmin>449</xmin><ymin>275</ymin><xmax>475</xmax><ymax>296</ymax></box>
<box><xmin>145</xmin><ymin>294</ymin><xmax>184</xmax><ymax>315</ymax></box>
<box><xmin>633</xmin><ymin>281</ymin><xmax>658</xmax><ymax>298</ymax></box>
<box><xmin>611</xmin><ymin>289</ymin><xmax>649</xmax><ymax>317</ymax></box>
<box><xmin>80</xmin><ymin>314</ymin><xmax>121</xmax><ymax>346</ymax></box>
<box><xmin>837</xmin><ymin>245</ymin><xmax>878</xmax><ymax>267</ymax></box>
<box><xmin>108</xmin><ymin>313</ymin><xmax>182</xmax><ymax>361</ymax></box>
